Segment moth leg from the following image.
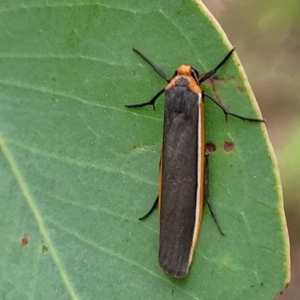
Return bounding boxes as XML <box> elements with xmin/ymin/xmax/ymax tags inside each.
<box><xmin>125</xmin><ymin>88</ymin><xmax>164</xmax><ymax>111</ymax></box>
<box><xmin>205</xmin><ymin>150</ymin><xmax>225</xmax><ymax>235</ymax></box>
<box><xmin>139</xmin><ymin>196</ymin><xmax>158</xmax><ymax>220</ymax></box>
<box><xmin>203</xmin><ymin>92</ymin><xmax>265</xmax><ymax>122</ymax></box>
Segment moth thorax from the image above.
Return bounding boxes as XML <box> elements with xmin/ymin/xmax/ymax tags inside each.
<box><xmin>174</xmin><ymin>76</ymin><xmax>190</xmax><ymax>87</ymax></box>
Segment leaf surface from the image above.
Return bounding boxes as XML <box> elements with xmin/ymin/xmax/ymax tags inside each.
<box><xmin>0</xmin><ymin>1</ymin><xmax>289</xmax><ymax>299</ymax></box>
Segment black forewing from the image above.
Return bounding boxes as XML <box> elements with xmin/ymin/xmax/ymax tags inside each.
<box><xmin>159</xmin><ymin>86</ymin><xmax>200</xmax><ymax>278</ymax></box>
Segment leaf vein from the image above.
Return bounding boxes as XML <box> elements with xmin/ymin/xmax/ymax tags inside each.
<box><xmin>47</xmin><ymin>217</ymin><xmax>200</xmax><ymax>300</ymax></box>
<box><xmin>0</xmin><ymin>133</ymin><xmax>80</xmax><ymax>300</ymax></box>
<box><xmin>0</xmin><ymin>79</ymin><xmax>161</xmax><ymax>121</ymax></box>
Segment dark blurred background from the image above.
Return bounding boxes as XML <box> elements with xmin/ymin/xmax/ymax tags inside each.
<box><xmin>202</xmin><ymin>0</ymin><xmax>300</xmax><ymax>299</ymax></box>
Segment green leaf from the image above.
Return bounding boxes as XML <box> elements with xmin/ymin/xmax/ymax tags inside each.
<box><xmin>0</xmin><ymin>1</ymin><xmax>289</xmax><ymax>299</ymax></box>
